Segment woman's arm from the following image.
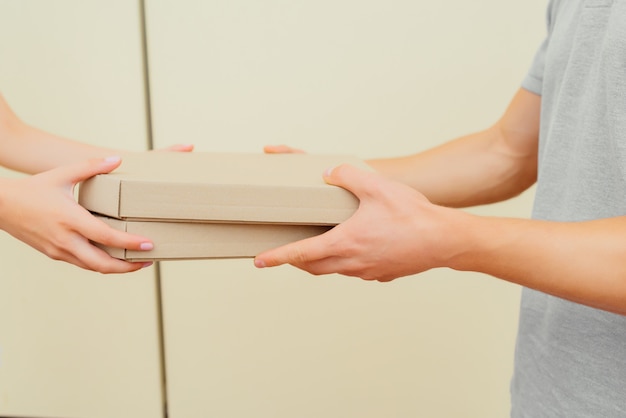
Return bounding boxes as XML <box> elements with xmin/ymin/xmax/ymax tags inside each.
<box><xmin>0</xmin><ymin>92</ymin><xmax>193</xmax><ymax>174</ymax></box>
<box><xmin>0</xmin><ymin>92</ymin><xmax>192</xmax><ymax>273</ymax></box>
<box><xmin>0</xmin><ymin>157</ymin><xmax>155</xmax><ymax>273</ymax></box>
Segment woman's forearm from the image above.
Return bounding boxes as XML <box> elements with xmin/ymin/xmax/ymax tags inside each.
<box><xmin>0</xmin><ymin>94</ymin><xmax>121</xmax><ymax>174</ymax></box>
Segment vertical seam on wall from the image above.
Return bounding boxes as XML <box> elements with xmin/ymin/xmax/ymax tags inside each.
<box><xmin>139</xmin><ymin>1</ymin><xmax>169</xmax><ymax>417</ymax></box>
<box><xmin>140</xmin><ymin>0</ymin><xmax>155</xmax><ymax>151</ymax></box>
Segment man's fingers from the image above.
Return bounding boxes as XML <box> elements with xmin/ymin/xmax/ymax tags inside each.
<box><xmin>290</xmin><ymin>256</ymin><xmax>349</xmax><ymax>277</ymax></box>
<box><xmin>254</xmin><ymin>232</ymin><xmax>334</xmax><ymax>268</ymax></box>
<box><xmin>323</xmin><ymin>163</ymin><xmax>384</xmax><ymax>200</ymax></box>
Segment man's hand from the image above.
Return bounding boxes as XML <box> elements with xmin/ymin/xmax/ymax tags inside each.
<box><xmin>0</xmin><ymin>157</ymin><xmax>155</xmax><ymax>274</ymax></box>
<box><xmin>254</xmin><ymin>164</ymin><xmax>465</xmax><ymax>281</ymax></box>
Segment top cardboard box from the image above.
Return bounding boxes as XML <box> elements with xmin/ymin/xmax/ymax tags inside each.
<box><xmin>78</xmin><ymin>152</ymin><xmax>368</xmax><ymax>225</ymax></box>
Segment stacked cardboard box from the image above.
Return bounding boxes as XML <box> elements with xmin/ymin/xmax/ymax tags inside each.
<box><xmin>78</xmin><ymin>152</ymin><xmax>367</xmax><ymax>261</ymax></box>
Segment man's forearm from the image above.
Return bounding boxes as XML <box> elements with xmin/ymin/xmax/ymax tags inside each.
<box><xmin>450</xmin><ymin>213</ymin><xmax>626</xmax><ymax>315</ymax></box>
<box><xmin>254</xmin><ymin>156</ymin><xmax>626</xmax><ymax>315</ymax></box>
<box><xmin>368</xmin><ymin>88</ymin><xmax>540</xmax><ymax>208</ymax></box>
<box><xmin>367</xmin><ymin>128</ymin><xmax>536</xmax><ymax>207</ymax></box>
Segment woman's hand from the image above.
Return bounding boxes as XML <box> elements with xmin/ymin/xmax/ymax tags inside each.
<box><xmin>0</xmin><ymin>157</ymin><xmax>155</xmax><ymax>274</ymax></box>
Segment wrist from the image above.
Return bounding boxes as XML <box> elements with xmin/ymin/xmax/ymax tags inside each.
<box><xmin>443</xmin><ymin>211</ymin><xmax>497</xmax><ymax>273</ymax></box>
<box><xmin>0</xmin><ymin>177</ymin><xmax>14</xmax><ymax>233</ymax></box>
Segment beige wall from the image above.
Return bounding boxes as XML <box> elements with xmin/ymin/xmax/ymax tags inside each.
<box><xmin>0</xmin><ymin>0</ymin><xmax>547</xmax><ymax>417</ymax></box>
<box><xmin>146</xmin><ymin>1</ymin><xmax>545</xmax><ymax>418</ymax></box>
<box><xmin>0</xmin><ymin>2</ymin><xmax>164</xmax><ymax>418</ymax></box>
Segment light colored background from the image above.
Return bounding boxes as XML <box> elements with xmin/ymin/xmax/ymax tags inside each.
<box><xmin>0</xmin><ymin>2</ymin><xmax>164</xmax><ymax>418</ymax></box>
<box><xmin>146</xmin><ymin>1</ymin><xmax>544</xmax><ymax>417</ymax></box>
<box><xmin>0</xmin><ymin>0</ymin><xmax>546</xmax><ymax>417</ymax></box>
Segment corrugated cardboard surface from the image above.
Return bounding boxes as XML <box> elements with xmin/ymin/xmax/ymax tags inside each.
<box><xmin>97</xmin><ymin>215</ymin><xmax>332</xmax><ymax>261</ymax></box>
<box><xmin>79</xmin><ymin>152</ymin><xmax>367</xmax><ymax>225</ymax></box>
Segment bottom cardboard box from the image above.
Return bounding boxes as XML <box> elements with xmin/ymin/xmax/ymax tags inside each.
<box><xmin>96</xmin><ymin>215</ymin><xmax>332</xmax><ymax>261</ymax></box>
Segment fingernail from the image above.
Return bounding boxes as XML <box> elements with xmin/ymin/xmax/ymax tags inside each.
<box><xmin>140</xmin><ymin>242</ymin><xmax>154</xmax><ymax>251</ymax></box>
<box><xmin>324</xmin><ymin>166</ymin><xmax>335</xmax><ymax>177</ymax></box>
<box><xmin>142</xmin><ymin>262</ymin><xmax>154</xmax><ymax>269</ymax></box>
<box><xmin>104</xmin><ymin>156</ymin><xmax>121</xmax><ymax>163</ymax></box>
<box><xmin>254</xmin><ymin>258</ymin><xmax>266</xmax><ymax>268</ymax></box>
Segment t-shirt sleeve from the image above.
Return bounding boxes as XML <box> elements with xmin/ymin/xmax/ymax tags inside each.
<box><xmin>521</xmin><ymin>0</ymin><xmax>557</xmax><ymax>96</ymax></box>
<box><xmin>521</xmin><ymin>37</ymin><xmax>548</xmax><ymax>95</ymax></box>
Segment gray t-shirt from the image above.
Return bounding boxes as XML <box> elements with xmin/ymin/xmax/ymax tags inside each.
<box><xmin>513</xmin><ymin>0</ymin><xmax>626</xmax><ymax>416</ymax></box>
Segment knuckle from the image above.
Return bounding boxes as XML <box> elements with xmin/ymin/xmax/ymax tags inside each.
<box><xmin>367</xmin><ymin>179</ymin><xmax>390</xmax><ymax>200</ymax></box>
<box><xmin>45</xmin><ymin>247</ymin><xmax>65</xmax><ymax>261</ymax></box>
<box><xmin>92</xmin><ymin>229</ymin><xmax>118</xmax><ymax>246</ymax></box>
<box><xmin>361</xmin><ymin>271</ymin><xmax>382</xmax><ymax>281</ymax></box>
<box><xmin>331</xmin><ymin>164</ymin><xmax>349</xmax><ymax>181</ymax></box>
<box><xmin>288</xmin><ymin>245</ymin><xmax>310</xmax><ymax>265</ymax></box>
<box><xmin>43</xmin><ymin>238</ymin><xmax>70</xmax><ymax>261</ymax></box>
<box><xmin>89</xmin><ymin>260</ymin><xmax>109</xmax><ymax>274</ymax></box>
<box><xmin>307</xmin><ymin>266</ymin><xmax>326</xmax><ymax>276</ymax></box>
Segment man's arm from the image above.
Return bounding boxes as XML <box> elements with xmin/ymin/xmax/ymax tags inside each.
<box><xmin>369</xmin><ymin>88</ymin><xmax>540</xmax><ymax>207</ymax></box>
<box><xmin>255</xmin><ymin>164</ymin><xmax>626</xmax><ymax>316</ymax></box>
<box><xmin>265</xmin><ymin>88</ymin><xmax>540</xmax><ymax>207</ymax></box>
<box><xmin>255</xmin><ymin>88</ymin><xmax>626</xmax><ymax>316</ymax></box>
<box><xmin>453</xmin><ymin>214</ymin><xmax>626</xmax><ymax>315</ymax></box>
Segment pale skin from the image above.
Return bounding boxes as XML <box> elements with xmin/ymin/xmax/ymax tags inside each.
<box><xmin>0</xmin><ymin>93</ymin><xmax>193</xmax><ymax>274</ymax></box>
<box><xmin>256</xmin><ymin>88</ymin><xmax>626</xmax><ymax>316</ymax></box>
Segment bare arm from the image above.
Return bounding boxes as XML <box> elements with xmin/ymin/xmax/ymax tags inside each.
<box><xmin>265</xmin><ymin>89</ymin><xmax>540</xmax><ymax>207</ymax></box>
<box><xmin>255</xmin><ymin>165</ymin><xmax>626</xmax><ymax>316</ymax></box>
<box><xmin>368</xmin><ymin>88</ymin><xmax>540</xmax><ymax>207</ymax></box>
<box><xmin>255</xmin><ymin>88</ymin><xmax>626</xmax><ymax>316</ymax></box>
<box><xmin>0</xmin><ymin>93</ymin><xmax>122</xmax><ymax>173</ymax></box>
<box><xmin>0</xmin><ymin>93</ymin><xmax>192</xmax><ymax>273</ymax></box>
<box><xmin>0</xmin><ymin>92</ymin><xmax>192</xmax><ymax>174</ymax></box>
<box><xmin>453</xmin><ymin>214</ymin><xmax>626</xmax><ymax>315</ymax></box>
<box><xmin>0</xmin><ymin>157</ymin><xmax>156</xmax><ymax>273</ymax></box>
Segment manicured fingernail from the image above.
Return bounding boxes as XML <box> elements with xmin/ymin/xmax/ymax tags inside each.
<box><xmin>254</xmin><ymin>258</ymin><xmax>266</xmax><ymax>268</ymax></box>
<box><xmin>140</xmin><ymin>242</ymin><xmax>154</xmax><ymax>251</ymax></box>
<box><xmin>104</xmin><ymin>156</ymin><xmax>121</xmax><ymax>163</ymax></box>
<box><xmin>324</xmin><ymin>166</ymin><xmax>335</xmax><ymax>177</ymax></box>
<box><xmin>142</xmin><ymin>262</ymin><xmax>154</xmax><ymax>268</ymax></box>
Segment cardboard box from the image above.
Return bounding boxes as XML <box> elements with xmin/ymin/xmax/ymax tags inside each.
<box><xmin>79</xmin><ymin>152</ymin><xmax>365</xmax><ymax>225</ymax></box>
<box><xmin>96</xmin><ymin>216</ymin><xmax>332</xmax><ymax>261</ymax></box>
<box><xmin>79</xmin><ymin>152</ymin><xmax>368</xmax><ymax>260</ymax></box>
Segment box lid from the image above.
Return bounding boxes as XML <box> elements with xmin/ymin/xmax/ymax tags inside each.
<box><xmin>79</xmin><ymin>152</ymin><xmax>368</xmax><ymax>225</ymax></box>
